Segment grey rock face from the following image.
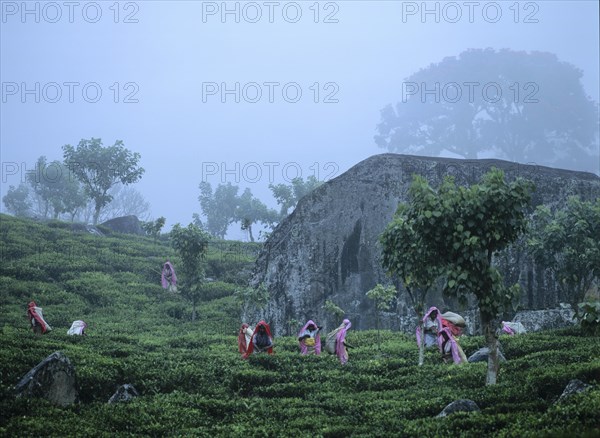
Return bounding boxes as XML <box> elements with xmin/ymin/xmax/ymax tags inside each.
<box><xmin>437</xmin><ymin>399</ymin><xmax>480</xmax><ymax>417</ymax></box>
<box><xmin>108</xmin><ymin>384</ymin><xmax>140</xmax><ymax>403</ymax></box>
<box><xmin>512</xmin><ymin>307</ymin><xmax>576</xmax><ymax>332</ymax></box>
<box><xmin>15</xmin><ymin>351</ymin><xmax>78</xmax><ymax>406</ymax></box>
<box><xmin>100</xmin><ymin>215</ymin><xmax>143</xmax><ymax>235</ymax></box>
<box><xmin>249</xmin><ymin>154</ymin><xmax>600</xmax><ymax>335</ymax></box>
<box><xmin>556</xmin><ymin>379</ymin><xmax>593</xmax><ymax>404</ymax></box>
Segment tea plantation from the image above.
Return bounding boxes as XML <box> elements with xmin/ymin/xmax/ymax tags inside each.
<box><xmin>1</xmin><ymin>214</ymin><xmax>599</xmax><ymax>437</ymax></box>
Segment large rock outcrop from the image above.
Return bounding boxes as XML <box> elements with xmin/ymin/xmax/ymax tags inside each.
<box><xmin>15</xmin><ymin>351</ymin><xmax>78</xmax><ymax>406</ymax></box>
<box><xmin>249</xmin><ymin>154</ymin><xmax>600</xmax><ymax>335</ymax></box>
<box><xmin>100</xmin><ymin>215</ymin><xmax>144</xmax><ymax>235</ymax></box>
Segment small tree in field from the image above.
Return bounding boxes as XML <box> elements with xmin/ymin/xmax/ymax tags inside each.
<box><xmin>380</xmin><ymin>204</ymin><xmax>445</xmax><ymax>365</ymax></box>
<box><xmin>528</xmin><ymin>197</ymin><xmax>600</xmax><ymax>313</ymax></box>
<box><xmin>170</xmin><ymin>223</ymin><xmax>210</xmax><ymax>322</ymax></box>
<box><xmin>365</xmin><ymin>284</ymin><xmax>396</xmax><ymax>350</ymax></box>
<box><xmin>388</xmin><ymin>169</ymin><xmax>532</xmax><ymax>384</ymax></box>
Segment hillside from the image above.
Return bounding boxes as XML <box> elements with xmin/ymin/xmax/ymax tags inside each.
<box><xmin>0</xmin><ymin>214</ymin><xmax>599</xmax><ymax>437</ymax></box>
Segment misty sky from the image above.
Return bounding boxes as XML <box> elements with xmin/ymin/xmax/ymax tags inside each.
<box><xmin>1</xmin><ymin>1</ymin><xmax>599</xmax><ymax>238</ymax></box>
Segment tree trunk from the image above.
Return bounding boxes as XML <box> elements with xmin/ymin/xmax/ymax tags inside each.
<box><xmin>93</xmin><ymin>203</ymin><xmax>101</xmax><ymax>225</ymax></box>
<box><xmin>248</xmin><ymin>224</ymin><xmax>254</xmax><ymax>242</ymax></box>
<box><xmin>418</xmin><ymin>319</ymin><xmax>425</xmax><ymax>366</ymax></box>
<box><xmin>482</xmin><ymin>312</ymin><xmax>499</xmax><ymax>385</ymax></box>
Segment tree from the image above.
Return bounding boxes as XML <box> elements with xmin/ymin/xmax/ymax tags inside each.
<box><xmin>269</xmin><ymin>176</ymin><xmax>322</xmax><ymax>217</ymax></box>
<box><xmin>23</xmin><ymin>156</ymin><xmax>87</xmax><ymax>221</ymax></box>
<box><xmin>170</xmin><ymin>223</ymin><xmax>210</xmax><ymax>322</ymax></box>
<box><xmin>235</xmin><ymin>188</ymin><xmax>279</xmax><ymax>242</ymax></box>
<box><xmin>375</xmin><ymin>49</ymin><xmax>599</xmax><ymax>172</ymax></box>
<box><xmin>528</xmin><ymin>197</ymin><xmax>600</xmax><ymax>312</ymax></box>
<box><xmin>197</xmin><ymin>182</ymin><xmax>239</xmax><ymax>239</ymax></box>
<box><xmin>392</xmin><ymin>169</ymin><xmax>532</xmax><ymax>384</ymax></box>
<box><xmin>142</xmin><ymin>216</ymin><xmax>166</xmax><ymax>241</ymax></box>
<box><xmin>63</xmin><ymin>138</ymin><xmax>145</xmax><ymax>224</ymax></box>
<box><xmin>323</xmin><ymin>299</ymin><xmax>345</xmax><ymax>320</ymax></box>
<box><xmin>2</xmin><ymin>184</ymin><xmax>31</xmax><ymax>217</ymax></box>
<box><xmin>380</xmin><ymin>204</ymin><xmax>446</xmax><ymax>365</ymax></box>
<box><xmin>365</xmin><ymin>284</ymin><xmax>396</xmax><ymax>350</ymax></box>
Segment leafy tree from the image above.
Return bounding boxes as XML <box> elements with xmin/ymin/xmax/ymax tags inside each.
<box><xmin>528</xmin><ymin>197</ymin><xmax>600</xmax><ymax>312</ymax></box>
<box><xmin>375</xmin><ymin>48</ymin><xmax>599</xmax><ymax>172</ymax></box>
<box><xmin>323</xmin><ymin>299</ymin><xmax>345</xmax><ymax>320</ymax></box>
<box><xmin>170</xmin><ymin>223</ymin><xmax>210</xmax><ymax>322</ymax></box>
<box><xmin>365</xmin><ymin>284</ymin><xmax>396</xmax><ymax>350</ymax></box>
<box><xmin>2</xmin><ymin>184</ymin><xmax>31</xmax><ymax>217</ymax></box>
<box><xmin>269</xmin><ymin>176</ymin><xmax>322</xmax><ymax>217</ymax></box>
<box><xmin>380</xmin><ymin>204</ymin><xmax>446</xmax><ymax>365</ymax></box>
<box><xmin>142</xmin><ymin>216</ymin><xmax>166</xmax><ymax>241</ymax></box>
<box><xmin>22</xmin><ymin>156</ymin><xmax>86</xmax><ymax>220</ymax></box>
<box><xmin>197</xmin><ymin>182</ymin><xmax>239</xmax><ymax>239</ymax></box>
<box><xmin>391</xmin><ymin>169</ymin><xmax>532</xmax><ymax>384</ymax></box>
<box><xmin>235</xmin><ymin>188</ymin><xmax>279</xmax><ymax>242</ymax></box>
<box><xmin>63</xmin><ymin>138</ymin><xmax>145</xmax><ymax>224</ymax></box>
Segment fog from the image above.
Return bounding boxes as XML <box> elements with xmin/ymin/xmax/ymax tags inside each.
<box><xmin>1</xmin><ymin>1</ymin><xmax>598</xmax><ymax>237</ymax></box>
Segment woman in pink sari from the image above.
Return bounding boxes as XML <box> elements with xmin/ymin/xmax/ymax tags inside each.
<box><xmin>161</xmin><ymin>261</ymin><xmax>177</xmax><ymax>293</ymax></box>
<box><xmin>298</xmin><ymin>320</ymin><xmax>322</xmax><ymax>355</ymax></box>
<box><xmin>325</xmin><ymin>319</ymin><xmax>352</xmax><ymax>364</ymax></box>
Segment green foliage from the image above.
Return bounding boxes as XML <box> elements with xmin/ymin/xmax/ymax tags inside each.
<box><xmin>384</xmin><ymin>169</ymin><xmax>533</xmax><ymax>382</ymax></box>
<box><xmin>323</xmin><ymin>299</ymin><xmax>345</xmax><ymax>319</ymax></box>
<box><xmin>235</xmin><ymin>283</ymin><xmax>269</xmax><ymax>316</ymax></box>
<box><xmin>141</xmin><ymin>216</ymin><xmax>166</xmax><ymax>240</ymax></box>
<box><xmin>577</xmin><ymin>302</ymin><xmax>600</xmax><ymax>335</ymax></box>
<box><xmin>269</xmin><ymin>175</ymin><xmax>322</xmax><ymax>217</ymax></box>
<box><xmin>528</xmin><ymin>197</ymin><xmax>600</xmax><ymax>310</ymax></box>
<box><xmin>235</xmin><ymin>188</ymin><xmax>278</xmax><ymax>242</ymax></box>
<box><xmin>1</xmin><ymin>214</ymin><xmax>599</xmax><ymax>437</ymax></box>
<box><xmin>366</xmin><ymin>284</ymin><xmax>396</xmax><ymax>312</ymax></box>
<box><xmin>170</xmin><ymin>223</ymin><xmax>211</xmax><ymax>321</ymax></box>
<box><xmin>197</xmin><ymin>182</ymin><xmax>239</xmax><ymax>239</ymax></box>
<box><xmin>62</xmin><ymin>138</ymin><xmax>145</xmax><ymax>224</ymax></box>
<box><xmin>407</xmin><ymin>169</ymin><xmax>533</xmax><ymax>321</ymax></box>
<box><xmin>2</xmin><ymin>183</ymin><xmax>32</xmax><ymax>217</ymax></box>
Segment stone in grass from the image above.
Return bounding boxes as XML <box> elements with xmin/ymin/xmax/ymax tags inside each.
<box><xmin>467</xmin><ymin>347</ymin><xmax>507</xmax><ymax>364</ymax></box>
<box><xmin>15</xmin><ymin>351</ymin><xmax>78</xmax><ymax>407</ymax></box>
<box><xmin>108</xmin><ymin>384</ymin><xmax>140</xmax><ymax>404</ymax></box>
<box><xmin>556</xmin><ymin>379</ymin><xmax>593</xmax><ymax>404</ymax></box>
<box><xmin>437</xmin><ymin>399</ymin><xmax>481</xmax><ymax>418</ymax></box>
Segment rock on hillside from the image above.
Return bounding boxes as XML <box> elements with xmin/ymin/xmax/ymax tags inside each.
<box><xmin>249</xmin><ymin>154</ymin><xmax>600</xmax><ymax>335</ymax></box>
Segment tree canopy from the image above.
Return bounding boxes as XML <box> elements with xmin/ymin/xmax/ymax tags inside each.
<box><xmin>375</xmin><ymin>48</ymin><xmax>599</xmax><ymax>172</ymax></box>
<box><xmin>63</xmin><ymin>138</ymin><xmax>145</xmax><ymax>224</ymax></box>
<box><xmin>381</xmin><ymin>168</ymin><xmax>533</xmax><ymax>383</ymax></box>
<box><xmin>269</xmin><ymin>176</ymin><xmax>322</xmax><ymax>218</ymax></box>
<box><xmin>528</xmin><ymin>197</ymin><xmax>600</xmax><ymax>310</ymax></box>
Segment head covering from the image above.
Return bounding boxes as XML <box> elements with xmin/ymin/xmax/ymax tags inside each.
<box><xmin>243</xmin><ymin>320</ymin><xmax>273</xmax><ymax>359</ymax></box>
<box><xmin>67</xmin><ymin>320</ymin><xmax>87</xmax><ymax>336</ymax></box>
<box><xmin>238</xmin><ymin>323</ymin><xmax>250</xmax><ymax>354</ymax></box>
<box><xmin>416</xmin><ymin>306</ymin><xmax>443</xmax><ymax>348</ymax></box>
<box><xmin>161</xmin><ymin>261</ymin><xmax>177</xmax><ymax>288</ymax></box>
<box><xmin>298</xmin><ymin>320</ymin><xmax>321</xmax><ymax>355</ymax></box>
<box><xmin>27</xmin><ymin>301</ymin><xmax>52</xmax><ymax>334</ymax></box>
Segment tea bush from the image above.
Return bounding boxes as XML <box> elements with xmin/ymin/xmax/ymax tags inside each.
<box><xmin>1</xmin><ymin>214</ymin><xmax>599</xmax><ymax>437</ymax></box>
